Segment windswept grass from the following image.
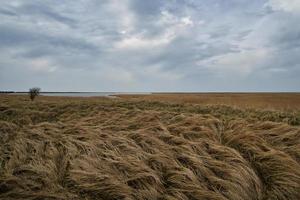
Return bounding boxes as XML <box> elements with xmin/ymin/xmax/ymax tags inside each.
<box><xmin>117</xmin><ymin>93</ymin><xmax>300</xmax><ymax>111</ymax></box>
<box><xmin>0</xmin><ymin>95</ymin><xmax>300</xmax><ymax>200</ymax></box>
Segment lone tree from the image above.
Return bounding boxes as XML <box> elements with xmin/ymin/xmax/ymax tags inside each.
<box><xmin>29</xmin><ymin>87</ymin><xmax>41</xmax><ymax>101</ymax></box>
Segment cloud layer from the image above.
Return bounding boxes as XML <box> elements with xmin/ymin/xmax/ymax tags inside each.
<box><xmin>0</xmin><ymin>0</ymin><xmax>299</xmax><ymax>92</ymax></box>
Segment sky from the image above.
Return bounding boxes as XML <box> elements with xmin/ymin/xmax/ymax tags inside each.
<box><xmin>0</xmin><ymin>0</ymin><xmax>300</xmax><ymax>92</ymax></box>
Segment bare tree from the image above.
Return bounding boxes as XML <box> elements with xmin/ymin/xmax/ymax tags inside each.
<box><xmin>29</xmin><ymin>87</ymin><xmax>41</xmax><ymax>101</ymax></box>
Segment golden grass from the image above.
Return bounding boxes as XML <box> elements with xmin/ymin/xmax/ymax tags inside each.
<box><xmin>0</xmin><ymin>95</ymin><xmax>300</xmax><ymax>200</ymax></box>
<box><xmin>116</xmin><ymin>93</ymin><xmax>300</xmax><ymax>111</ymax></box>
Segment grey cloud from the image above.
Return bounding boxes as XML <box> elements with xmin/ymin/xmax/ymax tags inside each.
<box><xmin>0</xmin><ymin>8</ymin><xmax>17</xmax><ymax>16</ymax></box>
<box><xmin>0</xmin><ymin>24</ymin><xmax>98</xmax><ymax>55</ymax></box>
<box><xmin>0</xmin><ymin>0</ymin><xmax>299</xmax><ymax>92</ymax></box>
<box><xmin>18</xmin><ymin>3</ymin><xmax>76</xmax><ymax>26</ymax></box>
<box><xmin>271</xmin><ymin>15</ymin><xmax>300</xmax><ymax>49</ymax></box>
<box><xmin>0</xmin><ymin>25</ymin><xmax>36</xmax><ymax>46</ymax></box>
<box><xmin>129</xmin><ymin>0</ymin><xmax>165</xmax><ymax>16</ymax></box>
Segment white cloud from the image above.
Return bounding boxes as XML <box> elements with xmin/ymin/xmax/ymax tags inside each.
<box><xmin>101</xmin><ymin>67</ymin><xmax>136</xmax><ymax>85</ymax></box>
<box><xmin>267</xmin><ymin>0</ymin><xmax>300</xmax><ymax>12</ymax></box>
<box><xmin>181</xmin><ymin>16</ymin><xmax>194</xmax><ymax>26</ymax></box>
<box><xmin>160</xmin><ymin>10</ymin><xmax>177</xmax><ymax>24</ymax></box>
<box><xmin>115</xmin><ymin>32</ymin><xmax>175</xmax><ymax>49</ymax></box>
<box><xmin>107</xmin><ymin>0</ymin><xmax>135</xmax><ymax>32</ymax></box>
<box><xmin>120</xmin><ymin>30</ymin><xmax>127</xmax><ymax>35</ymax></box>
<box><xmin>199</xmin><ymin>49</ymin><xmax>270</xmax><ymax>75</ymax></box>
<box><xmin>7</xmin><ymin>1</ymin><xmax>23</xmax><ymax>7</ymax></box>
<box><xmin>29</xmin><ymin>58</ymin><xmax>57</xmax><ymax>73</ymax></box>
<box><xmin>159</xmin><ymin>11</ymin><xmax>194</xmax><ymax>27</ymax></box>
<box><xmin>115</xmin><ymin>10</ymin><xmax>198</xmax><ymax>50</ymax></box>
<box><xmin>143</xmin><ymin>64</ymin><xmax>184</xmax><ymax>81</ymax></box>
<box><xmin>267</xmin><ymin>67</ymin><xmax>287</xmax><ymax>72</ymax></box>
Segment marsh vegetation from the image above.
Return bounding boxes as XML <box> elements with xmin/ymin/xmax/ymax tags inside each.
<box><xmin>0</xmin><ymin>94</ymin><xmax>300</xmax><ymax>200</ymax></box>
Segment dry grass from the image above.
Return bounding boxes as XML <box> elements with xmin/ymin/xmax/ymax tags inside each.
<box><xmin>117</xmin><ymin>93</ymin><xmax>300</xmax><ymax>111</ymax></box>
<box><xmin>0</xmin><ymin>95</ymin><xmax>300</xmax><ymax>200</ymax></box>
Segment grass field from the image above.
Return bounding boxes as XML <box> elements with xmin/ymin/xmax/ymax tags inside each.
<box><xmin>116</xmin><ymin>93</ymin><xmax>300</xmax><ymax>111</ymax></box>
<box><xmin>0</xmin><ymin>94</ymin><xmax>300</xmax><ymax>200</ymax></box>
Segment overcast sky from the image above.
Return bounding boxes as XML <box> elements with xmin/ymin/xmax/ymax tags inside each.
<box><xmin>0</xmin><ymin>0</ymin><xmax>300</xmax><ymax>92</ymax></box>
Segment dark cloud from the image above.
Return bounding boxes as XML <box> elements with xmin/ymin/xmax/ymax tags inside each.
<box><xmin>0</xmin><ymin>25</ymin><xmax>36</xmax><ymax>46</ymax></box>
<box><xmin>0</xmin><ymin>8</ymin><xmax>17</xmax><ymax>16</ymax></box>
<box><xmin>129</xmin><ymin>0</ymin><xmax>165</xmax><ymax>16</ymax></box>
<box><xmin>0</xmin><ymin>24</ymin><xmax>98</xmax><ymax>54</ymax></box>
<box><xmin>17</xmin><ymin>3</ymin><xmax>76</xmax><ymax>26</ymax></box>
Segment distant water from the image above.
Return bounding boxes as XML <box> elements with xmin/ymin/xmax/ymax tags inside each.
<box><xmin>9</xmin><ymin>92</ymin><xmax>150</xmax><ymax>97</ymax></box>
<box><xmin>41</xmin><ymin>92</ymin><xmax>116</xmax><ymax>97</ymax></box>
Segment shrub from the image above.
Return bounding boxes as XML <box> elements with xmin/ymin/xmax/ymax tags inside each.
<box><xmin>29</xmin><ymin>87</ymin><xmax>41</xmax><ymax>101</ymax></box>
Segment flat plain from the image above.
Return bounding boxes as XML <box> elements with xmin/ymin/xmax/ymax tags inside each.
<box><xmin>117</xmin><ymin>93</ymin><xmax>300</xmax><ymax>111</ymax></box>
<box><xmin>0</xmin><ymin>94</ymin><xmax>300</xmax><ymax>200</ymax></box>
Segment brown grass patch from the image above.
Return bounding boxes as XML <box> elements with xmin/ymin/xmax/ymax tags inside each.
<box><xmin>116</xmin><ymin>93</ymin><xmax>300</xmax><ymax>111</ymax></box>
<box><xmin>0</xmin><ymin>95</ymin><xmax>300</xmax><ymax>199</ymax></box>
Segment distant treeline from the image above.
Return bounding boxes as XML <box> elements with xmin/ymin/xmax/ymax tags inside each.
<box><xmin>0</xmin><ymin>91</ymin><xmax>15</xmax><ymax>93</ymax></box>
